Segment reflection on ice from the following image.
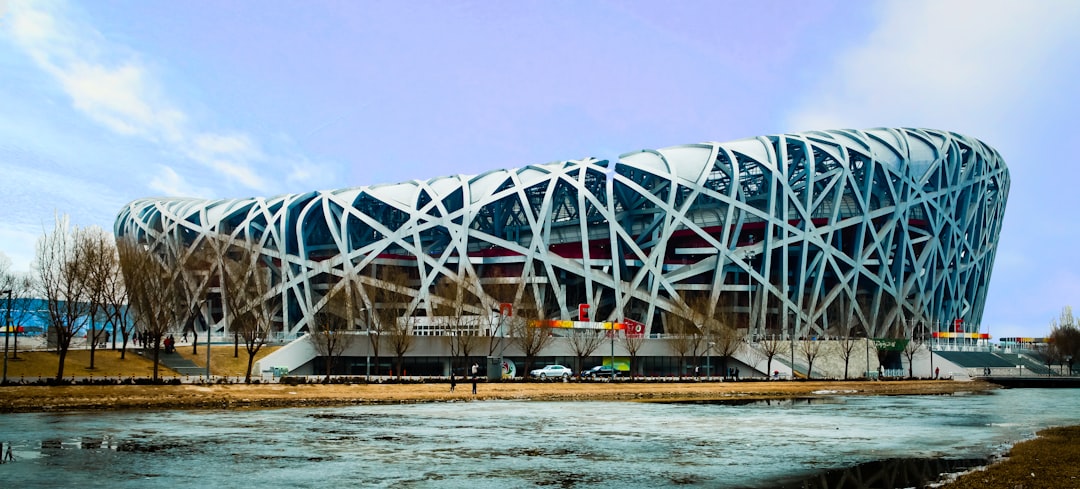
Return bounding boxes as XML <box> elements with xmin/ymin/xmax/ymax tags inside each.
<box><xmin>0</xmin><ymin>389</ymin><xmax>1078</xmax><ymax>488</ymax></box>
<box><xmin>773</xmin><ymin>457</ymin><xmax>989</xmax><ymax>489</ymax></box>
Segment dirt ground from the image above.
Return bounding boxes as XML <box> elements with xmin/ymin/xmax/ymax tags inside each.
<box><xmin>937</xmin><ymin>426</ymin><xmax>1080</xmax><ymax>489</ymax></box>
<box><xmin>0</xmin><ymin>378</ymin><xmax>995</xmax><ymax>412</ymax></box>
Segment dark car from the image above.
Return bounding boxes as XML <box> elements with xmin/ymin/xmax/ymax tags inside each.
<box><xmin>581</xmin><ymin>365</ymin><xmax>620</xmax><ymax>378</ymax></box>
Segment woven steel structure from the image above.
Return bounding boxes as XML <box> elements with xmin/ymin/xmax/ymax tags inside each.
<box><xmin>115</xmin><ymin>128</ymin><xmax>1008</xmax><ymax>339</ymax></box>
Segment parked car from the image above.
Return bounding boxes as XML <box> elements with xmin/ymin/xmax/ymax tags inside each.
<box><xmin>580</xmin><ymin>365</ymin><xmax>620</xmax><ymax>379</ymax></box>
<box><xmin>530</xmin><ymin>364</ymin><xmax>572</xmax><ymax>379</ymax></box>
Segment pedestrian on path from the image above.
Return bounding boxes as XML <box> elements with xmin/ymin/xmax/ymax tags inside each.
<box><xmin>450</xmin><ymin>372</ymin><xmax>456</xmax><ymax>392</ymax></box>
<box><xmin>4</xmin><ymin>442</ymin><xmax>14</xmax><ymax>462</ymax></box>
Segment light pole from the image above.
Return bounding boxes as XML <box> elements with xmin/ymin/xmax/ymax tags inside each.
<box><xmin>610</xmin><ymin>325</ymin><xmax>615</xmax><ymax>381</ymax></box>
<box><xmin>706</xmin><ymin>340</ymin><xmax>714</xmax><ymax>381</ymax></box>
<box><xmin>865</xmin><ymin>327</ymin><xmax>871</xmax><ymax>379</ymax></box>
<box><xmin>362</xmin><ymin>307</ymin><xmax>371</xmax><ymax>380</ymax></box>
<box><xmin>2</xmin><ymin>289</ymin><xmax>11</xmax><ymax>385</ymax></box>
<box><xmin>203</xmin><ymin>300</ymin><xmax>211</xmax><ymax>378</ymax></box>
<box><xmin>747</xmin><ymin>235</ymin><xmax>754</xmax><ymax>338</ymax></box>
<box><xmin>927</xmin><ymin>320</ymin><xmax>934</xmax><ymax>379</ymax></box>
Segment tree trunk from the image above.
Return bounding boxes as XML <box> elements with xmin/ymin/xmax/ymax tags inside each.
<box><xmin>55</xmin><ymin>347</ymin><xmax>68</xmax><ymax>382</ymax></box>
<box><xmin>245</xmin><ymin>353</ymin><xmax>255</xmax><ymax>384</ymax></box>
<box><xmin>89</xmin><ymin>330</ymin><xmax>97</xmax><ymax>369</ymax></box>
<box><xmin>152</xmin><ymin>342</ymin><xmax>161</xmax><ymax>381</ymax></box>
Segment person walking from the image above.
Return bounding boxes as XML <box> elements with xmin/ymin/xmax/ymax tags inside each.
<box><xmin>450</xmin><ymin>372</ymin><xmax>456</xmax><ymax>392</ymax></box>
<box><xmin>4</xmin><ymin>442</ymin><xmax>14</xmax><ymax>462</ymax></box>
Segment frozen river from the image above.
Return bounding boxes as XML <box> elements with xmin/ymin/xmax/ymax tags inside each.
<box><xmin>2</xmin><ymin>388</ymin><xmax>1078</xmax><ymax>488</ymax></box>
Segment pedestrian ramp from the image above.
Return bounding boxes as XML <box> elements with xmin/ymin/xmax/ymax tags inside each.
<box><xmin>152</xmin><ymin>350</ymin><xmax>205</xmax><ymax>376</ymax></box>
<box><xmin>934</xmin><ymin>351</ymin><xmax>1014</xmax><ymax>368</ymax></box>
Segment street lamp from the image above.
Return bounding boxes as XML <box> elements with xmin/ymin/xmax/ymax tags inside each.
<box><xmin>747</xmin><ymin>234</ymin><xmax>754</xmax><ymax>337</ymax></box>
<box><xmin>360</xmin><ymin>307</ymin><xmax>371</xmax><ymax>380</ymax></box>
<box><xmin>706</xmin><ymin>340</ymin><xmax>714</xmax><ymax>381</ymax></box>
<box><xmin>2</xmin><ymin>289</ymin><xmax>12</xmax><ymax>385</ymax></box>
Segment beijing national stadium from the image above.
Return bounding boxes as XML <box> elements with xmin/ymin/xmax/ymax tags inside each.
<box><xmin>114</xmin><ymin>127</ymin><xmax>1009</xmax><ymax>378</ymax></box>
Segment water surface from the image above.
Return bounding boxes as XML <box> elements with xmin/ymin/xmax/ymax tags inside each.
<box><xmin>1</xmin><ymin>388</ymin><xmax>1077</xmax><ymax>488</ymax></box>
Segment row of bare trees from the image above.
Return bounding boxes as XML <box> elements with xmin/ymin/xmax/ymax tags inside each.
<box><xmin>1047</xmin><ymin>306</ymin><xmax>1080</xmax><ymax>374</ymax></box>
<box><xmin>5</xmin><ymin>215</ymin><xmax>279</xmax><ymax>383</ymax></box>
<box><xmin>5</xmin><ymin>216</ymin><xmax>966</xmax><ymax>384</ymax></box>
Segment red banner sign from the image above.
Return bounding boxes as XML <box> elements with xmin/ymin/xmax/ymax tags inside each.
<box><xmin>624</xmin><ymin>318</ymin><xmax>645</xmax><ymax>338</ymax></box>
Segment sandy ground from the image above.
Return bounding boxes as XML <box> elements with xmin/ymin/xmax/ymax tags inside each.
<box><xmin>0</xmin><ymin>378</ymin><xmax>994</xmax><ymax>412</ymax></box>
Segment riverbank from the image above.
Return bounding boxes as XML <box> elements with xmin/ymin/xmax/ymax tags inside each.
<box><xmin>937</xmin><ymin>425</ymin><xmax>1080</xmax><ymax>489</ymax></box>
<box><xmin>0</xmin><ymin>378</ymin><xmax>994</xmax><ymax>412</ymax></box>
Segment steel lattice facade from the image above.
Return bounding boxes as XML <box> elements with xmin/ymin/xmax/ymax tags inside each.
<box><xmin>115</xmin><ymin>128</ymin><xmax>1009</xmax><ymax>340</ymax></box>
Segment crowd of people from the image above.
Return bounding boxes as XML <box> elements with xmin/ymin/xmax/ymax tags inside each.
<box><xmin>131</xmin><ymin>332</ymin><xmax>177</xmax><ymax>353</ymax></box>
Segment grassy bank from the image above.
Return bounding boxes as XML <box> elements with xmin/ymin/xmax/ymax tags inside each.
<box><xmin>0</xmin><ymin>349</ymin><xmax>167</xmax><ymax>381</ymax></box>
<box><xmin>0</xmin><ymin>345</ymin><xmax>278</xmax><ymax>381</ymax></box>
<box><xmin>0</xmin><ymin>379</ymin><xmax>995</xmax><ymax>413</ymax></box>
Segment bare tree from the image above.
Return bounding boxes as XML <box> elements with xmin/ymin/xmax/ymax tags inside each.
<box><xmin>567</xmin><ymin>328</ymin><xmax>605</xmax><ymax>376</ymax></box>
<box><xmin>435</xmin><ymin>276</ymin><xmax>482</xmax><ymax>375</ymax></box>
<box><xmin>621</xmin><ymin>330</ymin><xmax>646</xmax><ymax>378</ymax></box>
<box><xmin>1</xmin><ymin>253</ymin><xmax>36</xmax><ymax>365</ymax></box>
<box><xmin>35</xmin><ymin>216</ymin><xmax>93</xmax><ymax>382</ymax></box>
<box><xmin>102</xmin><ymin>264</ymin><xmax>134</xmax><ymax>359</ymax></box>
<box><xmin>176</xmin><ymin>241</ymin><xmax>217</xmax><ymax>356</ymax></box>
<box><xmin>310</xmin><ymin>279</ymin><xmax>359</xmax><ymax>382</ymax></box>
<box><xmin>365</xmin><ymin>266</ymin><xmax>413</xmax><ymax>379</ymax></box>
<box><xmin>77</xmin><ymin>227</ymin><xmax>117</xmax><ymax>370</ymax></box>
<box><xmin>117</xmin><ymin>237</ymin><xmax>185</xmax><ymax>381</ymax></box>
<box><xmin>685</xmin><ymin>294</ymin><xmax>742</xmax><ymax>379</ymax></box>
<box><xmin>829</xmin><ymin>295</ymin><xmax>864</xmax><ymax>380</ymax></box>
<box><xmin>666</xmin><ymin>310</ymin><xmax>700</xmax><ymax>379</ymax></box>
<box><xmin>759</xmin><ymin>333</ymin><xmax>784</xmax><ymax>379</ymax></box>
<box><xmin>798</xmin><ymin>339</ymin><xmax>823</xmax><ymax>379</ymax></box>
<box><xmin>902</xmin><ymin>334</ymin><xmax>925</xmax><ymax>379</ymax></box>
<box><xmin>511</xmin><ymin>294</ymin><xmax>554</xmax><ymax>377</ymax></box>
<box><xmin>221</xmin><ymin>243</ymin><xmax>276</xmax><ymax>383</ymax></box>
<box><xmin>1049</xmin><ymin>306</ymin><xmax>1080</xmax><ymax>374</ymax></box>
<box><xmin>482</xmin><ymin>284</ymin><xmax>518</xmax><ymax>372</ymax></box>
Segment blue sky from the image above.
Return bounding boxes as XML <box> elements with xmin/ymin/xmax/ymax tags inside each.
<box><xmin>1</xmin><ymin>0</ymin><xmax>1078</xmax><ymax>339</ymax></box>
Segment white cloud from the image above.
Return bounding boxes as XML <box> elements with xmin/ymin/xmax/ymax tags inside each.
<box><xmin>186</xmin><ymin>133</ymin><xmax>267</xmax><ymax>190</ymax></box>
<box><xmin>786</xmin><ymin>0</ymin><xmax>1080</xmax><ymax>131</ymax></box>
<box><xmin>5</xmin><ymin>1</ymin><xmax>269</xmax><ymax>192</ymax></box>
<box><xmin>0</xmin><ymin>227</ymin><xmax>40</xmax><ymax>275</ymax></box>
<box><xmin>59</xmin><ymin>62</ymin><xmax>186</xmax><ymax>140</ymax></box>
<box><xmin>148</xmin><ymin>166</ymin><xmax>211</xmax><ymax>198</ymax></box>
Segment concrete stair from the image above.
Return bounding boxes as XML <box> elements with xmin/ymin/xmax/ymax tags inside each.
<box><xmin>140</xmin><ymin>349</ymin><xmax>205</xmax><ymax>376</ymax></box>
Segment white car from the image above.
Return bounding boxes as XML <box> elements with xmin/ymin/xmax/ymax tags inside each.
<box><xmin>530</xmin><ymin>364</ymin><xmax>572</xmax><ymax>379</ymax></box>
